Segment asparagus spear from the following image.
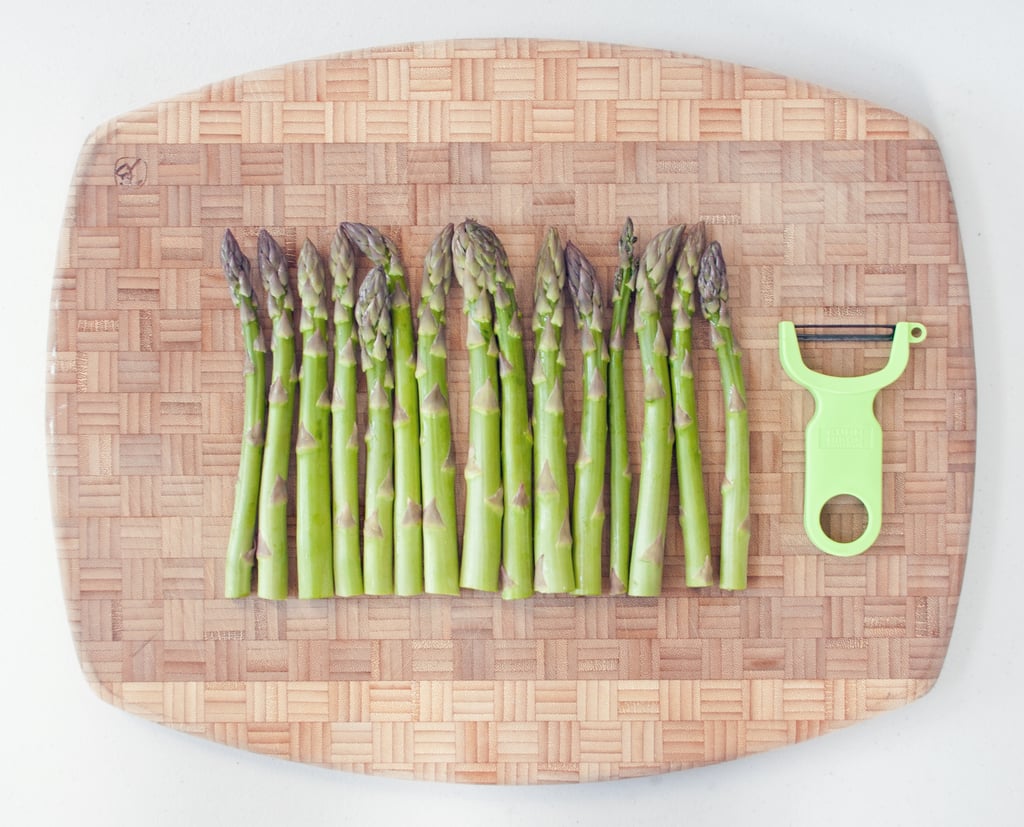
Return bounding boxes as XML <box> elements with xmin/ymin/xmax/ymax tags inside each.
<box><xmin>671</xmin><ymin>222</ymin><xmax>713</xmax><ymax>587</ymax></box>
<box><xmin>357</xmin><ymin>266</ymin><xmax>395</xmax><ymax>594</ymax></box>
<box><xmin>627</xmin><ymin>225</ymin><xmax>683</xmax><ymax>597</ymax></box>
<box><xmin>341</xmin><ymin>223</ymin><xmax>423</xmax><ymax>595</ymax></box>
<box><xmin>532</xmin><ymin>227</ymin><xmax>575</xmax><ymax>594</ymax></box>
<box><xmin>329</xmin><ymin>226</ymin><xmax>364</xmax><ymax>596</ymax></box>
<box><xmin>416</xmin><ymin>224</ymin><xmax>460</xmax><ymax>596</ymax></box>
<box><xmin>607</xmin><ymin>219</ymin><xmax>638</xmax><ymax>595</ymax></box>
<box><xmin>467</xmin><ymin>219</ymin><xmax>534</xmax><ymax>601</ymax></box>
<box><xmin>254</xmin><ymin>229</ymin><xmax>296</xmax><ymax>600</ymax></box>
<box><xmin>452</xmin><ymin>220</ymin><xmax>504</xmax><ymax>592</ymax></box>
<box><xmin>698</xmin><ymin>240</ymin><xmax>750</xmax><ymax>591</ymax></box>
<box><xmin>221</xmin><ymin>229</ymin><xmax>266</xmax><ymax>598</ymax></box>
<box><xmin>295</xmin><ymin>238</ymin><xmax>334</xmax><ymax>599</ymax></box>
<box><xmin>565</xmin><ymin>241</ymin><xmax>609</xmax><ymax>596</ymax></box>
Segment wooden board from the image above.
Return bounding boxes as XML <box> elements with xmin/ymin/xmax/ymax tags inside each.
<box><xmin>46</xmin><ymin>38</ymin><xmax>975</xmax><ymax>784</ymax></box>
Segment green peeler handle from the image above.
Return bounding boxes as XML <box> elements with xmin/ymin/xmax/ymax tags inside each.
<box><xmin>778</xmin><ymin>321</ymin><xmax>927</xmax><ymax>556</ymax></box>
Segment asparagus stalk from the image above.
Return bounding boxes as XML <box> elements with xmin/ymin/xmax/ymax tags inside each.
<box><xmin>698</xmin><ymin>241</ymin><xmax>750</xmax><ymax>591</ymax></box>
<box><xmin>452</xmin><ymin>220</ymin><xmax>504</xmax><ymax>592</ymax></box>
<box><xmin>221</xmin><ymin>229</ymin><xmax>266</xmax><ymax>598</ymax></box>
<box><xmin>565</xmin><ymin>241</ymin><xmax>609</xmax><ymax>596</ymax></box>
<box><xmin>467</xmin><ymin>219</ymin><xmax>534</xmax><ymax>601</ymax></box>
<box><xmin>341</xmin><ymin>223</ymin><xmax>423</xmax><ymax>595</ymax></box>
<box><xmin>416</xmin><ymin>224</ymin><xmax>460</xmax><ymax>596</ymax></box>
<box><xmin>357</xmin><ymin>266</ymin><xmax>395</xmax><ymax>594</ymax></box>
<box><xmin>254</xmin><ymin>230</ymin><xmax>296</xmax><ymax>600</ymax></box>
<box><xmin>627</xmin><ymin>225</ymin><xmax>682</xmax><ymax>597</ymax></box>
<box><xmin>295</xmin><ymin>238</ymin><xmax>334</xmax><ymax>599</ymax></box>
<box><xmin>329</xmin><ymin>226</ymin><xmax>364</xmax><ymax>596</ymax></box>
<box><xmin>607</xmin><ymin>219</ymin><xmax>638</xmax><ymax>595</ymax></box>
<box><xmin>532</xmin><ymin>227</ymin><xmax>575</xmax><ymax>593</ymax></box>
<box><xmin>671</xmin><ymin>222</ymin><xmax>713</xmax><ymax>587</ymax></box>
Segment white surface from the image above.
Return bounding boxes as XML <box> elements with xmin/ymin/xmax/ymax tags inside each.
<box><xmin>3</xmin><ymin>1</ymin><xmax>1021</xmax><ymax>824</ymax></box>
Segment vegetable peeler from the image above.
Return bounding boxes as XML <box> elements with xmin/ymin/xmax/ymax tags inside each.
<box><xmin>778</xmin><ymin>321</ymin><xmax>927</xmax><ymax>556</ymax></box>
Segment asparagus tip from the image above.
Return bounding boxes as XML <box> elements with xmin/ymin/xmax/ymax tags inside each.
<box><xmin>330</xmin><ymin>224</ymin><xmax>357</xmax><ymax>295</ymax></box>
<box><xmin>423</xmin><ymin>223</ymin><xmax>456</xmax><ymax>299</ymax></box>
<box><xmin>256</xmin><ymin>229</ymin><xmax>292</xmax><ymax>319</ymax></box>
<box><xmin>220</xmin><ymin>228</ymin><xmax>251</xmax><ymax>300</ymax></box>
<box><xmin>356</xmin><ymin>266</ymin><xmax>392</xmax><ymax>361</ymax></box>
<box><xmin>683</xmin><ymin>222</ymin><xmax>707</xmax><ymax>271</ymax></box>
<box><xmin>618</xmin><ymin>218</ymin><xmax>637</xmax><ymax>264</ymax></box>
<box><xmin>564</xmin><ymin>241</ymin><xmax>602</xmax><ymax>328</ymax></box>
<box><xmin>698</xmin><ymin>240</ymin><xmax>728</xmax><ymax>321</ymax></box>
<box><xmin>635</xmin><ymin>224</ymin><xmax>684</xmax><ymax>318</ymax></box>
<box><xmin>533</xmin><ymin>226</ymin><xmax>566</xmax><ymax>325</ymax></box>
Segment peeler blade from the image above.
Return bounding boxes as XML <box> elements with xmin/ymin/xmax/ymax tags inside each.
<box><xmin>793</xmin><ymin>324</ymin><xmax>897</xmax><ymax>343</ymax></box>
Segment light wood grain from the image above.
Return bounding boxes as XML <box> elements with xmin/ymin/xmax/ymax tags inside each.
<box><xmin>46</xmin><ymin>38</ymin><xmax>974</xmax><ymax>783</ymax></box>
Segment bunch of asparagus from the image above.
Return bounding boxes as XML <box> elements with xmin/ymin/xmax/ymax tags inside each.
<box><xmin>623</xmin><ymin>222</ymin><xmax>749</xmax><ymax>594</ymax></box>
<box><xmin>219</xmin><ymin>218</ymin><xmax>749</xmax><ymax>599</ymax></box>
<box><xmin>218</xmin><ymin>224</ymin><xmax>442</xmax><ymax>599</ymax></box>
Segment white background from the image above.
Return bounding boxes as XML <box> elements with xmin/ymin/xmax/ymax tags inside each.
<box><xmin>3</xmin><ymin>1</ymin><xmax>1021</xmax><ymax>824</ymax></box>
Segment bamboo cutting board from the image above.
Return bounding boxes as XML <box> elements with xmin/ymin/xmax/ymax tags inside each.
<box><xmin>46</xmin><ymin>39</ymin><xmax>975</xmax><ymax>784</ymax></box>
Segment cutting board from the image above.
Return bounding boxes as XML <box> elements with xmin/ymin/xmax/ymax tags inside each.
<box><xmin>46</xmin><ymin>39</ymin><xmax>975</xmax><ymax>784</ymax></box>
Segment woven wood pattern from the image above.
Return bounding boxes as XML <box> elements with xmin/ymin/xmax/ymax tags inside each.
<box><xmin>46</xmin><ymin>39</ymin><xmax>974</xmax><ymax>784</ymax></box>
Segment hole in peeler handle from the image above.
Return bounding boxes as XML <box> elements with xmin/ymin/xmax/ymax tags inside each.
<box><xmin>819</xmin><ymin>494</ymin><xmax>869</xmax><ymax>545</ymax></box>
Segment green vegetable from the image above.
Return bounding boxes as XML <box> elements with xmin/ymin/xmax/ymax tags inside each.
<box><xmin>295</xmin><ymin>239</ymin><xmax>334</xmax><ymax>598</ymax></box>
<box><xmin>698</xmin><ymin>240</ymin><xmax>750</xmax><ymax>591</ymax></box>
<box><xmin>221</xmin><ymin>229</ymin><xmax>266</xmax><ymax>599</ymax></box>
<box><xmin>254</xmin><ymin>229</ymin><xmax>296</xmax><ymax>600</ymax></box>
<box><xmin>452</xmin><ymin>220</ymin><xmax>503</xmax><ymax>592</ymax></box>
<box><xmin>671</xmin><ymin>223</ymin><xmax>713</xmax><ymax>587</ymax></box>
<box><xmin>627</xmin><ymin>225</ymin><xmax>682</xmax><ymax>597</ymax></box>
<box><xmin>356</xmin><ymin>266</ymin><xmax>395</xmax><ymax>594</ymax></box>
<box><xmin>342</xmin><ymin>223</ymin><xmax>423</xmax><ymax>595</ymax></box>
<box><xmin>416</xmin><ymin>224</ymin><xmax>460</xmax><ymax>595</ymax></box>
<box><xmin>467</xmin><ymin>220</ymin><xmax>534</xmax><ymax>601</ymax></box>
<box><xmin>565</xmin><ymin>241</ymin><xmax>608</xmax><ymax>596</ymax></box>
<box><xmin>329</xmin><ymin>226</ymin><xmax>364</xmax><ymax>596</ymax></box>
<box><xmin>607</xmin><ymin>219</ymin><xmax>638</xmax><ymax>595</ymax></box>
<box><xmin>532</xmin><ymin>227</ymin><xmax>575</xmax><ymax>593</ymax></box>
